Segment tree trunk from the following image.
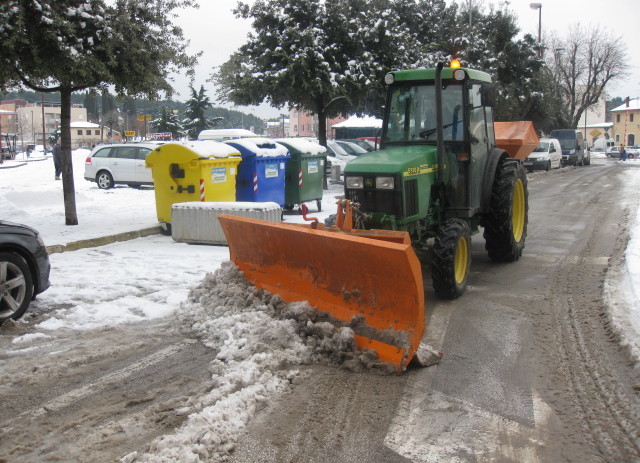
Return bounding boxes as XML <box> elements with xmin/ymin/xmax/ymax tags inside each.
<box><xmin>316</xmin><ymin>96</ymin><xmax>327</xmax><ymax>148</ymax></box>
<box><xmin>60</xmin><ymin>88</ymin><xmax>79</xmax><ymax>225</ymax></box>
<box><xmin>315</xmin><ymin>97</ymin><xmax>329</xmax><ymax>189</ymax></box>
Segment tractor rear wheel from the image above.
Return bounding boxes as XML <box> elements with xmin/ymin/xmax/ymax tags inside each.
<box><xmin>432</xmin><ymin>219</ymin><xmax>471</xmax><ymax>299</ymax></box>
<box><xmin>483</xmin><ymin>159</ymin><xmax>528</xmax><ymax>262</ymax></box>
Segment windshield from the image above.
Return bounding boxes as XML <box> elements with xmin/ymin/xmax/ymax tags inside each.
<box><xmin>533</xmin><ymin>142</ymin><xmax>550</xmax><ymax>152</ymax></box>
<box><xmin>384</xmin><ymin>82</ymin><xmax>464</xmax><ymax>143</ymax></box>
<box><xmin>557</xmin><ymin>138</ymin><xmax>576</xmax><ymax>150</ymax></box>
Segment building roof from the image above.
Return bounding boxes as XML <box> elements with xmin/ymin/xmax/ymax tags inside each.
<box><xmin>611</xmin><ymin>98</ymin><xmax>640</xmax><ymax>112</ymax></box>
<box><xmin>332</xmin><ymin>115</ymin><xmax>382</xmax><ymax>129</ymax></box>
<box><xmin>70</xmin><ymin>121</ymin><xmax>101</xmax><ymax>128</ymax></box>
<box><xmin>584</xmin><ymin>122</ymin><xmax>613</xmax><ymax>129</ymax></box>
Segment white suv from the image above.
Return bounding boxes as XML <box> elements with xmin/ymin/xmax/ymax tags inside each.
<box><xmin>84</xmin><ymin>143</ymin><xmax>159</xmax><ymax>189</ymax></box>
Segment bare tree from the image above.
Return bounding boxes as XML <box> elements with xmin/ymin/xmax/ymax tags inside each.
<box><xmin>548</xmin><ymin>24</ymin><xmax>628</xmax><ymax>128</ymax></box>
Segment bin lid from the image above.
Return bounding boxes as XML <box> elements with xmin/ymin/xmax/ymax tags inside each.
<box><xmin>169</xmin><ymin>140</ymin><xmax>241</xmax><ymax>158</ymax></box>
<box><xmin>274</xmin><ymin>138</ymin><xmax>327</xmax><ymax>156</ymax></box>
<box><xmin>225</xmin><ymin>137</ymin><xmax>290</xmax><ymax>158</ymax></box>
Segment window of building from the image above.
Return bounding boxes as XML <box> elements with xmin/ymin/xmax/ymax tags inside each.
<box><xmin>95</xmin><ymin>130</ymin><xmax>100</xmax><ymax>135</ymax></box>
<box><xmin>78</xmin><ymin>130</ymin><xmax>83</xmax><ymax>135</ymax></box>
<box><xmin>616</xmin><ymin>114</ymin><xmax>621</xmax><ymax>123</ymax></box>
<box><xmin>631</xmin><ymin>114</ymin><xmax>635</xmax><ymax>123</ymax></box>
<box><xmin>616</xmin><ymin>134</ymin><xmax>620</xmax><ymax>142</ymax></box>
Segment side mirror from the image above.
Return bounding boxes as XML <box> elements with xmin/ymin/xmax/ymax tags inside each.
<box><xmin>480</xmin><ymin>83</ymin><xmax>496</xmax><ymax>107</ymax></box>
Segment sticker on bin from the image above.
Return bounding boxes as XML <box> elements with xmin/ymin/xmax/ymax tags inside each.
<box><xmin>265</xmin><ymin>163</ymin><xmax>279</xmax><ymax>178</ymax></box>
<box><xmin>211</xmin><ymin>167</ymin><xmax>227</xmax><ymax>183</ymax></box>
<box><xmin>308</xmin><ymin>160</ymin><xmax>319</xmax><ymax>174</ymax></box>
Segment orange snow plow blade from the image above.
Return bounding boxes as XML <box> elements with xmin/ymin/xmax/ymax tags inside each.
<box><xmin>218</xmin><ymin>211</ymin><xmax>425</xmax><ymax>372</ymax></box>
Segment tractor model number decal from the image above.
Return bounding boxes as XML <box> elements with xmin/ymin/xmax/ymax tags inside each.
<box><xmin>265</xmin><ymin>163</ymin><xmax>279</xmax><ymax>178</ymax></box>
<box><xmin>307</xmin><ymin>160</ymin><xmax>319</xmax><ymax>174</ymax></box>
<box><xmin>403</xmin><ymin>165</ymin><xmax>437</xmax><ymax>177</ymax></box>
<box><xmin>211</xmin><ymin>167</ymin><xmax>227</xmax><ymax>183</ymax></box>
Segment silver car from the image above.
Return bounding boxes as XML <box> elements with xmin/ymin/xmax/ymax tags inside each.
<box><xmin>84</xmin><ymin>143</ymin><xmax>159</xmax><ymax>189</ymax></box>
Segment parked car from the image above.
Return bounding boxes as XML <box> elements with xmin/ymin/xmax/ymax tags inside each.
<box><xmin>84</xmin><ymin>143</ymin><xmax>158</xmax><ymax>189</ymax></box>
<box><xmin>605</xmin><ymin>145</ymin><xmax>638</xmax><ymax>159</ymax></box>
<box><xmin>550</xmin><ymin>129</ymin><xmax>589</xmax><ymax>166</ymax></box>
<box><xmin>335</xmin><ymin>140</ymin><xmax>369</xmax><ymax>156</ymax></box>
<box><xmin>0</xmin><ymin>221</ymin><xmax>51</xmax><ymax>323</ymax></box>
<box><xmin>325</xmin><ymin>140</ymin><xmax>357</xmax><ymax>165</ymax></box>
<box><xmin>524</xmin><ymin>138</ymin><xmax>563</xmax><ymax>171</ymax></box>
<box><xmin>337</xmin><ymin>138</ymin><xmax>376</xmax><ymax>152</ymax></box>
<box><xmin>606</xmin><ymin>146</ymin><xmax>621</xmax><ymax>158</ymax></box>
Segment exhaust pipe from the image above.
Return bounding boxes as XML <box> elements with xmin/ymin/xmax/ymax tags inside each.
<box><xmin>435</xmin><ymin>62</ymin><xmax>445</xmax><ymax>186</ymax></box>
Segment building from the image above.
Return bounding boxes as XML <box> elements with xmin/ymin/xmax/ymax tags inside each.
<box><xmin>611</xmin><ymin>98</ymin><xmax>640</xmax><ymax>147</ymax></box>
<box><xmin>265</xmin><ymin>119</ymin><xmax>289</xmax><ymax>138</ymax></box>
<box><xmin>581</xmin><ymin>122</ymin><xmax>613</xmax><ymax>148</ymax></box>
<box><xmin>569</xmin><ymin>87</ymin><xmax>612</xmax><ymax>148</ymax></box>
<box><xmin>70</xmin><ymin>121</ymin><xmax>122</xmax><ymax>148</ymax></box>
<box><xmin>288</xmin><ymin>107</ymin><xmax>346</xmax><ymax>138</ymax></box>
<box><xmin>0</xmin><ymin>98</ymin><xmax>88</xmax><ymax>146</ymax></box>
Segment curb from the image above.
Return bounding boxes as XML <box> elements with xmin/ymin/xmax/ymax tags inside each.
<box><xmin>0</xmin><ymin>162</ymin><xmax>28</xmax><ymax>169</ymax></box>
<box><xmin>46</xmin><ymin>226</ymin><xmax>162</xmax><ymax>254</ymax></box>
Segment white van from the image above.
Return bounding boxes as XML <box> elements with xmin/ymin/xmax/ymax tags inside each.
<box><xmin>198</xmin><ymin>129</ymin><xmax>257</xmax><ymax>140</ymax></box>
<box><xmin>524</xmin><ymin>138</ymin><xmax>562</xmax><ymax>171</ymax></box>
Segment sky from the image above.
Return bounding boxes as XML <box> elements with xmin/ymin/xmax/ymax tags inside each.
<box><xmin>170</xmin><ymin>0</ymin><xmax>640</xmax><ymax>118</ymax></box>
<box><xmin>1</xmin><ymin>148</ymin><xmax>639</xmax><ymax>459</ymax></box>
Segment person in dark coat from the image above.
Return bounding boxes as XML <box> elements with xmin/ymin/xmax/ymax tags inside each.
<box><xmin>52</xmin><ymin>141</ymin><xmax>62</xmax><ymax>180</ymax></box>
<box><xmin>620</xmin><ymin>144</ymin><xmax>627</xmax><ymax>162</ymax></box>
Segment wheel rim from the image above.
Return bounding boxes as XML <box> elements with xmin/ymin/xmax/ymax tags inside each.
<box><xmin>454</xmin><ymin>235</ymin><xmax>469</xmax><ymax>285</ymax></box>
<box><xmin>512</xmin><ymin>178</ymin><xmax>525</xmax><ymax>242</ymax></box>
<box><xmin>98</xmin><ymin>173</ymin><xmax>110</xmax><ymax>188</ymax></box>
<box><xmin>0</xmin><ymin>261</ymin><xmax>27</xmax><ymax>318</ymax></box>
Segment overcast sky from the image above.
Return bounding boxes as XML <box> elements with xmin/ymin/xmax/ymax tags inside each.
<box><xmin>172</xmin><ymin>0</ymin><xmax>640</xmax><ymax>119</ymax></box>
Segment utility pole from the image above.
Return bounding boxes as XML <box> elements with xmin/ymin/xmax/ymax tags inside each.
<box><xmin>41</xmin><ymin>92</ymin><xmax>46</xmax><ymax>147</ymax></box>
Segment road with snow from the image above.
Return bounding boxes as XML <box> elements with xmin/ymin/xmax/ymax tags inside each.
<box><xmin>1</xmin><ymin>155</ymin><xmax>639</xmax><ymax>462</ymax></box>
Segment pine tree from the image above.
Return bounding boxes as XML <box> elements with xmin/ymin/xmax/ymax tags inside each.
<box><xmin>152</xmin><ymin>107</ymin><xmax>183</xmax><ymax>139</ymax></box>
<box><xmin>183</xmin><ymin>85</ymin><xmax>213</xmax><ymax>139</ymax></box>
<box><xmin>83</xmin><ymin>92</ymin><xmax>100</xmax><ymax>122</ymax></box>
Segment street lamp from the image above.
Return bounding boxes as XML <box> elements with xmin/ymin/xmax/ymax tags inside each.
<box><xmin>530</xmin><ymin>3</ymin><xmax>542</xmax><ymax>58</ymax></box>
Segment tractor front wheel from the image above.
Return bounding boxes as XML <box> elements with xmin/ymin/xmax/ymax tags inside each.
<box><xmin>432</xmin><ymin>219</ymin><xmax>471</xmax><ymax>299</ymax></box>
<box><xmin>483</xmin><ymin>159</ymin><xmax>528</xmax><ymax>262</ymax></box>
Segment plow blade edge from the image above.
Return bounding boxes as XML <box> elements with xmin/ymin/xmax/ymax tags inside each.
<box><xmin>218</xmin><ymin>214</ymin><xmax>425</xmax><ymax>371</ymax></box>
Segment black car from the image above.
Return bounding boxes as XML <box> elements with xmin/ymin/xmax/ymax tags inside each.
<box><xmin>0</xmin><ymin>221</ymin><xmax>51</xmax><ymax>322</ymax></box>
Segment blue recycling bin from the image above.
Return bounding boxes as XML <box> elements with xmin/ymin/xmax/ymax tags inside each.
<box><xmin>224</xmin><ymin>138</ymin><xmax>290</xmax><ymax>206</ymax></box>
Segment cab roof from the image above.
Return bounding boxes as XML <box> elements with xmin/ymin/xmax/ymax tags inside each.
<box><xmin>389</xmin><ymin>67</ymin><xmax>492</xmax><ymax>84</ymax></box>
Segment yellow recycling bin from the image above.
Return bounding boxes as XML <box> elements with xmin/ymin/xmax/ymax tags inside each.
<box><xmin>145</xmin><ymin>141</ymin><xmax>242</xmax><ymax>233</ymax></box>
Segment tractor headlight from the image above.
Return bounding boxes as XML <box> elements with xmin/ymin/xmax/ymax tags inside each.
<box><xmin>346</xmin><ymin>176</ymin><xmax>364</xmax><ymax>189</ymax></box>
<box><xmin>376</xmin><ymin>176</ymin><xmax>394</xmax><ymax>189</ymax></box>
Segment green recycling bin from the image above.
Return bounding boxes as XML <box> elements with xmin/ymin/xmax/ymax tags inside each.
<box><xmin>145</xmin><ymin>141</ymin><xmax>241</xmax><ymax>233</ymax></box>
<box><xmin>275</xmin><ymin>138</ymin><xmax>327</xmax><ymax>212</ymax></box>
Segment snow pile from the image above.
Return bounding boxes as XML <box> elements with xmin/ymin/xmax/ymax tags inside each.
<box><xmin>169</xmin><ymin>141</ymin><xmax>241</xmax><ymax>158</ymax></box>
<box><xmin>604</xmin><ymin>180</ymin><xmax>640</xmax><ymax>365</ymax></box>
<box><xmin>122</xmin><ymin>262</ymin><xmax>393</xmax><ymax>462</ymax></box>
<box><xmin>224</xmin><ymin>138</ymin><xmax>290</xmax><ymax>158</ymax></box>
<box><xmin>274</xmin><ymin>138</ymin><xmax>327</xmax><ymax>155</ymax></box>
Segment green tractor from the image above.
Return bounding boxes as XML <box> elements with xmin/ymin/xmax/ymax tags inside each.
<box><xmin>343</xmin><ymin>62</ymin><xmax>532</xmax><ymax>299</ymax></box>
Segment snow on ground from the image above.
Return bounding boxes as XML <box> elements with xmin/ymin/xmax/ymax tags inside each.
<box><xmin>2</xmin><ymin>148</ymin><xmax>640</xmax><ymax>461</ymax></box>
